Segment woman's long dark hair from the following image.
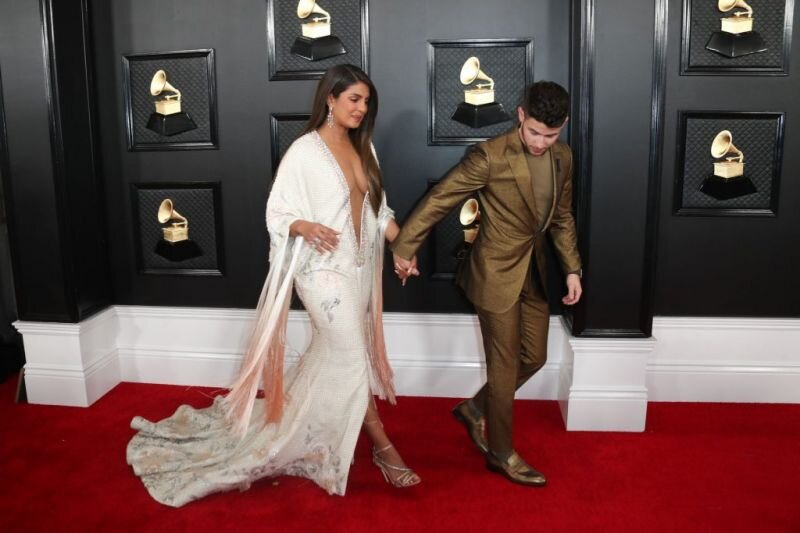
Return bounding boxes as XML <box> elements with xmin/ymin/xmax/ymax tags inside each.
<box><xmin>304</xmin><ymin>64</ymin><xmax>382</xmax><ymax>215</ymax></box>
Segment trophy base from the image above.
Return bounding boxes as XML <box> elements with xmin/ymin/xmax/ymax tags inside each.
<box><xmin>154</xmin><ymin>239</ymin><xmax>203</xmax><ymax>262</ymax></box>
<box><xmin>451</xmin><ymin>102</ymin><xmax>511</xmax><ymax>129</ymax></box>
<box><xmin>146</xmin><ymin>112</ymin><xmax>198</xmax><ymax>136</ymax></box>
<box><xmin>699</xmin><ymin>174</ymin><xmax>757</xmax><ymax>200</ymax></box>
<box><xmin>290</xmin><ymin>36</ymin><xmax>347</xmax><ymax>61</ymax></box>
<box><xmin>451</xmin><ymin>241</ymin><xmax>473</xmax><ymax>261</ymax></box>
<box><xmin>705</xmin><ymin>31</ymin><xmax>767</xmax><ymax>58</ymax></box>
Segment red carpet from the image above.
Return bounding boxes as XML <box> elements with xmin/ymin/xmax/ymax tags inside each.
<box><xmin>1</xmin><ymin>375</ymin><xmax>799</xmax><ymax>532</ymax></box>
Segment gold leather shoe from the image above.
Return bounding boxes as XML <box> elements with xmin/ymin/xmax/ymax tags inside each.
<box><xmin>452</xmin><ymin>399</ymin><xmax>489</xmax><ymax>454</ymax></box>
<box><xmin>485</xmin><ymin>451</ymin><xmax>547</xmax><ymax>487</ymax></box>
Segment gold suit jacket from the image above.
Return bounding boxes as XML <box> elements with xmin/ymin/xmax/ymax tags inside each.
<box><xmin>391</xmin><ymin>129</ymin><xmax>581</xmax><ymax>313</ymax></box>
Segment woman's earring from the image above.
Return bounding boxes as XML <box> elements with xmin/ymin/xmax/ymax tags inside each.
<box><xmin>327</xmin><ymin>107</ymin><xmax>334</xmax><ymax>128</ymax></box>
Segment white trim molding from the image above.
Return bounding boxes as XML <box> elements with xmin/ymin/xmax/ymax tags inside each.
<box><xmin>559</xmin><ymin>337</ymin><xmax>655</xmax><ymax>432</ymax></box>
<box><xmin>14</xmin><ymin>308</ymin><xmax>119</xmax><ymax>407</ymax></box>
<box><xmin>648</xmin><ymin>317</ymin><xmax>800</xmax><ymax>403</ymax></box>
<box><xmin>114</xmin><ymin>307</ymin><xmax>567</xmax><ymax>400</ymax></box>
<box><xmin>13</xmin><ymin>309</ymin><xmax>800</xmax><ymax>432</ymax></box>
<box><xmin>14</xmin><ymin>306</ymin><xmax>567</xmax><ymax>407</ymax></box>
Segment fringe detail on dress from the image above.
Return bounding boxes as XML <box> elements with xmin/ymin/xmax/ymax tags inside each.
<box><xmin>223</xmin><ymin>238</ymin><xmax>305</xmax><ymax>436</ymax></box>
<box><xmin>365</xmin><ymin>215</ymin><xmax>396</xmax><ymax>404</ymax></box>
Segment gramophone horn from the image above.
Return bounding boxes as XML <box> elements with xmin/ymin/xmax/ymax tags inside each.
<box><xmin>150</xmin><ymin>70</ymin><xmax>179</xmax><ymax>97</ymax></box>
<box><xmin>460</xmin><ymin>57</ymin><xmax>481</xmax><ymax>85</ymax></box>
<box><xmin>711</xmin><ymin>130</ymin><xmax>734</xmax><ymax>158</ymax></box>
<box><xmin>150</xmin><ymin>70</ymin><xmax>167</xmax><ymax>95</ymax></box>
<box><xmin>459</xmin><ymin>198</ymin><xmax>480</xmax><ymax>226</ymax></box>
<box><xmin>297</xmin><ymin>0</ymin><xmax>329</xmax><ymax>20</ymax></box>
<box><xmin>157</xmin><ymin>198</ymin><xmax>187</xmax><ymax>225</ymax></box>
<box><xmin>718</xmin><ymin>0</ymin><xmax>752</xmax><ymax>15</ymax></box>
<box><xmin>158</xmin><ymin>199</ymin><xmax>174</xmax><ymax>223</ymax></box>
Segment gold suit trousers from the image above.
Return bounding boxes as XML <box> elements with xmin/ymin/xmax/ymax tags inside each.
<box><xmin>471</xmin><ymin>265</ymin><xmax>550</xmax><ymax>453</ymax></box>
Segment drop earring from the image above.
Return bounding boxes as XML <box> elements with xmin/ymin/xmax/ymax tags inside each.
<box><xmin>327</xmin><ymin>107</ymin><xmax>334</xmax><ymax>128</ymax></box>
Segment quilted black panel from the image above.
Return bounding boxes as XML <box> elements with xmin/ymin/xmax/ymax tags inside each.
<box><xmin>686</xmin><ymin>0</ymin><xmax>787</xmax><ymax>68</ymax></box>
<box><xmin>271</xmin><ymin>0</ymin><xmax>364</xmax><ymax>74</ymax></box>
<box><xmin>432</xmin><ymin>42</ymin><xmax>530</xmax><ymax>143</ymax></box>
<box><xmin>136</xmin><ymin>187</ymin><xmax>221</xmax><ymax>271</ymax></box>
<box><xmin>679</xmin><ymin>115</ymin><xmax>781</xmax><ymax>209</ymax></box>
<box><xmin>127</xmin><ymin>53</ymin><xmax>214</xmax><ymax>146</ymax></box>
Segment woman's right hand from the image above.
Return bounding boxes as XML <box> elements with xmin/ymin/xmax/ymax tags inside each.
<box><xmin>290</xmin><ymin>220</ymin><xmax>340</xmax><ymax>254</ymax></box>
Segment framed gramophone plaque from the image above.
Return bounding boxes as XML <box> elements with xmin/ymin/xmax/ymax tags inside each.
<box><xmin>673</xmin><ymin>111</ymin><xmax>784</xmax><ymax>217</ymax></box>
<box><xmin>132</xmin><ymin>182</ymin><xmax>224</xmax><ymax>275</ymax></box>
<box><xmin>267</xmin><ymin>0</ymin><xmax>369</xmax><ymax>80</ymax></box>
<box><xmin>428</xmin><ymin>39</ymin><xmax>533</xmax><ymax>145</ymax></box>
<box><xmin>680</xmin><ymin>0</ymin><xmax>794</xmax><ymax>75</ymax></box>
<box><xmin>270</xmin><ymin>113</ymin><xmax>311</xmax><ymax>172</ymax></box>
<box><xmin>122</xmin><ymin>50</ymin><xmax>218</xmax><ymax>151</ymax></box>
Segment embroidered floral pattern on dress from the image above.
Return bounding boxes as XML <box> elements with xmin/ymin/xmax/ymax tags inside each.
<box><xmin>321</xmin><ymin>298</ymin><xmax>341</xmax><ymax>322</ymax></box>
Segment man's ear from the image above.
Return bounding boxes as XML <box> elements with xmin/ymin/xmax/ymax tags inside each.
<box><xmin>517</xmin><ymin>106</ymin><xmax>526</xmax><ymax>125</ymax></box>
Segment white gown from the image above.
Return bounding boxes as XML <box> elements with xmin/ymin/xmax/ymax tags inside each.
<box><xmin>127</xmin><ymin>131</ymin><xmax>396</xmax><ymax>507</ymax></box>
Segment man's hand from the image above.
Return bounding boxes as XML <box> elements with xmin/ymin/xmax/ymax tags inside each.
<box><xmin>562</xmin><ymin>273</ymin><xmax>582</xmax><ymax>305</ymax></box>
<box><xmin>393</xmin><ymin>254</ymin><xmax>420</xmax><ymax>286</ymax></box>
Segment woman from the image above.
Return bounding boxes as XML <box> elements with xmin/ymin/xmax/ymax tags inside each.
<box><xmin>127</xmin><ymin>64</ymin><xmax>420</xmax><ymax>507</ymax></box>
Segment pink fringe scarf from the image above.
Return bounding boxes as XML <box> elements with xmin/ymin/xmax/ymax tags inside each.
<box><xmin>222</xmin><ymin>237</ymin><xmax>302</xmax><ymax>436</ymax></box>
<box><xmin>365</xmin><ymin>215</ymin><xmax>396</xmax><ymax>404</ymax></box>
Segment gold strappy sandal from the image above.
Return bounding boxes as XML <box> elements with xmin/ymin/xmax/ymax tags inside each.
<box><xmin>372</xmin><ymin>443</ymin><xmax>421</xmax><ymax>488</ymax></box>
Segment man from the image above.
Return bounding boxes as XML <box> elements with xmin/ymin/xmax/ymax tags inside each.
<box><xmin>391</xmin><ymin>81</ymin><xmax>582</xmax><ymax>486</ymax></box>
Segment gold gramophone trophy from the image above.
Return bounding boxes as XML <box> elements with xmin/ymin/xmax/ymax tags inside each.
<box><xmin>154</xmin><ymin>199</ymin><xmax>203</xmax><ymax>261</ymax></box>
<box><xmin>699</xmin><ymin>130</ymin><xmax>757</xmax><ymax>200</ymax></box>
<box><xmin>290</xmin><ymin>0</ymin><xmax>347</xmax><ymax>61</ymax></box>
<box><xmin>453</xmin><ymin>198</ymin><xmax>480</xmax><ymax>260</ymax></box>
<box><xmin>451</xmin><ymin>57</ymin><xmax>511</xmax><ymax>128</ymax></box>
<box><xmin>705</xmin><ymin>0</ymin><xmax>767</xmax><ymax>58</ymax></box>
<box><xmin>145</xmin><ymin>70</ymin><xmax>198</xmax><ymax>136</ymax></box>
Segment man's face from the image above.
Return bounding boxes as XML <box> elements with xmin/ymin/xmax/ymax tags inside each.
<box><xmin>516</xmin><ymin>107</ymin><xmax>567</xmax><ymax>156</ymax></box>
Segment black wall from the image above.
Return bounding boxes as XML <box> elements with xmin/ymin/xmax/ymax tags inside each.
<box><xmin>569</xmin><ymin>0</ymin><xmax>800</xmax><ymax>336</ymax></box>
<box><xmin>569</xmin><ymin>0</ymin><xmax>663</xmax><ymax>336</ymax></box>
<box><xmin>0</xmin><ymin>70</ymin><xmax>15</xmax><ymax>327</ymax></box>
<box><xmin>0</xmin><ymin>18</ymin><xmax>23</xmax><ymax>372</ymax></box>
<box><xmin>0</xmin><ymin>0</ymin><xmax>112</xmax><ymax>322</ymax></box>
<box><xmin>1</xmin><ymin>63</ymin><xmax>25</xmax><ymax>379</ymax></box>
<box><xmin>0</xmin><ymin>0</ymin><xmax>67</xmax><ymax>320</ymax></box>
<box><xmin>92</xmin><ymin>0</ymin><xmax>570</xmax><ymax>312</ymax></box>
<box><xmin>653</xmin><ymin>0</ymin><xmax>800</xmax><ymax>317</ymax></box>
<box><xmin>0</xmin><ymin>0</ymin><xmax>798</xmax><ymax>330</ymax></box>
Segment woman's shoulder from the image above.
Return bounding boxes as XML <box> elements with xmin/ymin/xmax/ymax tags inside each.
<box><xmin>281</xmin><ymin>131</ymin><xmax>322</xmax><ymax>162</ymax></box>
<box><xmin>293</xmin><ymin>130</ymin><xmax>323</xmax><ymax>148</ymax></box>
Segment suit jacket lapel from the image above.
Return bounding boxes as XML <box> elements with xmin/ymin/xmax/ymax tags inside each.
<box><xmin>542</xmin><ymin>148</ymin><xmax>560</xmax><ymax>229</ymax></box>
<box><xmin>504</xmin><ymin>130</ymin><xmax>539</xmax><ymax>227</ymax></box>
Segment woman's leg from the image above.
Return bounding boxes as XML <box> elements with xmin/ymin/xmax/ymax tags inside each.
<box><xmin>362</xmin><ymin>397</ymin><xmax>420</xmax><ymax>486</ymax></box>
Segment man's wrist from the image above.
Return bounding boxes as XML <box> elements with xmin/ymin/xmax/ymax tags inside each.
<box><xmin>568</xmin><ymin>269</ymin><xmax>583</xmax><ymax>279</ymax></box>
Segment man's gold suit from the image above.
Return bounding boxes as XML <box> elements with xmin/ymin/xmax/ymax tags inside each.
<box><xmin>392</xmin><ymin>128</ymin><xmax>581</xmax><ymax>453</ymax></box>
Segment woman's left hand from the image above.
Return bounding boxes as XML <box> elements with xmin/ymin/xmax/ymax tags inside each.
<box><xmin>291</xmin><ymin>220</ymin><xmax>340</xmax><ymax>254</ymax></box>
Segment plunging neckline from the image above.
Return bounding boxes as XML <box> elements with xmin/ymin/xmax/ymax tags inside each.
<box><xmin>312</xmin><ymin>131</ymin><xmax>368</xmax><ymax>257</ymax></box>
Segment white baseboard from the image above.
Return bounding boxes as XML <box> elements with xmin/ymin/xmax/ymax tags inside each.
<box><xmin>114</xmin><ymin>306</ymin><xmax>566</xmax><ymax>399</ymax></box>
<box><xmin>14</xmin><ymin>309</ymin><xmax>800</xmax><ymax>430</ymax></box>
<box><xmin>648</xmin><ymin>317</ymin><xmax>800</xmax><ymax>403</ymax></box>
<box><xmin>14</xmin><ymin>308</ymin><xmax>119</xmax><ymax>406</ymax></box>
<box><xmin>559</xmin><ymin>338</ymin><xmax>654</xmax><ymax>432</ymax></box>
